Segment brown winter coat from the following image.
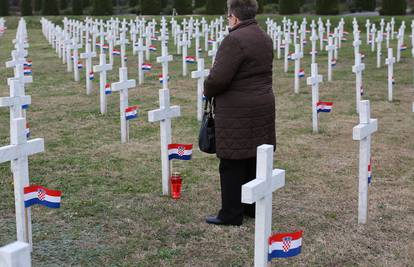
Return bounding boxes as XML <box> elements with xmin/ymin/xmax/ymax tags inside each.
<box><xmin>204</xmin><ymin>19</ymin><xmax>276</xmax><ymax>160</ymax></box>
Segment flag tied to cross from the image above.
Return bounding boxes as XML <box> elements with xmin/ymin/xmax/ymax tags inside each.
<box><xmin>368</xmin><ymin>159</ymin><xmax>372</xmax><ymax>185</ymax></box>
<box><xmin>149</xmin><ymin>45</ymin><xmax>157</xmax><ymax>52</ymax></box>
<box><xmin>89</xmin><ymin>71</ymin><xmax>94</xmax><ymax>80</ymax></box>
<box><xmin>360</xmin><ymin>85</ymin><xmax>364</xmax><ymax>96</ymax></box>
<box><xmin>24</xmin><ymin>60</ymin><xmax>32</xmax><ymax>67</ymax></box>
<box><xmin>125</xmin><ymin>106</ymin><xmax>138</xmax><ymax>120</ymax></box>
<box><xmin>168</xmin><ymin>144</ymin><xmax>193</xmax><ymax>161</ymax></box>
<box><xmin>185</xmin><ymin>56</ymin><xmax>196</xmax><ymax>64</ymax></box>
<box><xmin>208</xmin><ymin>39</ymin><xmax>215</xmax><ymax>45</ymax></box>
<box><xmin>25</xmin><ymin>122</ymin><xmax>30</xmax><ymax>139</ymax></box>
<box><xmin>317</xmin><ymin>102</ymin><xmax>333</xmax><ymax>113</ymax></box>
<box><xmin>142</xmin><ymin>63</ymin><xmax>152</xmax><ymax>71</ymax></box>
<box><xmin>77</xmin><ymin>62</ymin><xmax>83</xmax><ymax>69</ymax></box>
<box><xmin>392</xmin><ymin>77</ymin><xmax>395</xmax><ymax>85</ymax></box>
<box><xmin>105</xmin><ymin>83</ymin><xmax>111</xmax><ymax>95</ymax></box>
<box><xmin>24</xmin><ymin>185</ymin><xmax>62</xmax><ymax>209</ymax></box>
<box><xmin>268</xmin><ymin>231</ymin><xmax>303</xmax><ymax>260</ymax></box>
<box><xmin>287</xmin><ymin>53</ymin><xmax>293</xmax><ymax>61</ymax></box>
<box><xmin>331</xmin><ymin>58</ymin><xmax>337</xmax><ymax>67</ymax></box>
<box><xmin>159</xmin><ymin>74</ymin><xmax>170</xmax><ymax>83</ymax></box>
<box><xmin>400</xmin><ymin>44</ymin><xmax>407</xmax><ymax>51</ymax></box>
<box><xmin>112</xmin><ymin>49</ymin><xmax>121</xmax><ymax>56</ymax></box>
<box><xmin>23</xmin><ymin>67</ymin><xmax>32</xmax><ymax>76</ymax></box>
<box><xmin>298</xmin><ymin>69</ymin><xmax>305</xmax><ymax>78</ymax></box>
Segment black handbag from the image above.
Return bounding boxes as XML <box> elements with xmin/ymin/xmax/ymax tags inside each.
<box><xmin>199</xmin><ymin>98</ymin><xmax>216</xmax><ymax>154</ymax></box>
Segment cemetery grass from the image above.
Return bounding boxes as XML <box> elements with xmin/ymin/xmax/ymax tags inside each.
<box><xmin>1</xmin><ymin>16</ymin><xmax>414</xmax><ymax>266</ymax></box>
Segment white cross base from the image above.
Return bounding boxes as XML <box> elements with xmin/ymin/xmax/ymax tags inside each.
<box><xmin>0</xmin><ymin>241</ymin><xmax>31</xmax><ymax>267</ymax></box>
<box><xmin>242</xmin><ymin>144</ymin><xmax>285</xmax><ymax>267</ymax></box>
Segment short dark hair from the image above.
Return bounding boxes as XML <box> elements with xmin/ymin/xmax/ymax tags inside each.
<box><xmin>227</xmin><ymin>0</ymin><xmax>258</xmax><ymax>21</ymax></box>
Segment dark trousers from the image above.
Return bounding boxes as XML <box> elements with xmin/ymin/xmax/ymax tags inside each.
<box><xmin>218</xmin><ymin>157</ymin><xmax>256</xmax><ymax>225</ymax></box>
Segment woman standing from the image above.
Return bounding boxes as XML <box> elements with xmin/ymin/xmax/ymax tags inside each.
<box><xmin>204</xmin><ymin>0</ymin><xmax>276</xmax><ymax>226</ymax></box>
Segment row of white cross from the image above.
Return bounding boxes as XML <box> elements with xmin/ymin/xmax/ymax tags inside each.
<box><xmin>0</xmin><ymin>18</ymin><xmax>35</xmax><ymax>267</ymax></box>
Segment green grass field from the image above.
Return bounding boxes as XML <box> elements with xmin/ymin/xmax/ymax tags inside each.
<box><xmin>0</xmin><ymin>15</ymin><xmax>413</xmax><ymax>266</ymax></box>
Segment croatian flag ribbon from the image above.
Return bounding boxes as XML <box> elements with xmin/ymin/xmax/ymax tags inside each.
<box><xmin>368</xmin><ymin>159</ymin><xmax>372</xmax><ymax>185</ymax></box>
<box><xmin>268</xmin><ymin>231</ymin><xmax>303</xmax><ymax>260</ymax></box>
<box><xmin>391</xmin><ymin>77</ymin><xmax>395</xmax><ymax>85</ymax></box>
<box><xmin>102</xmin><ymin>44</ymin><xmax>109</xmax><ymax>50</ymax></box>
<box><xmin>360</xmin><ymin>85</ymin><xmax>364</xmax><ymax>96</ymax></box>
<box><xmin>105</xmin><ymin>83</ymin><xmax>112</xmax><ymax>95</ymax></box>
<box><xmin>317</xmin><ymin>101</ymin><xmax>333</xmax><ymax>113</ymax></box>
<box><xmin>89</xmin><ymin>71</ymin><xmax>95</xmax><ymax>80</ymax></box>
<box><xmin>185</xmin><ymin>56</ymin><xmax>196</xmax><ymax>63</ymax></box>
<box><xmin>112</xmin><ymin>49</ymin><xmax>121</xmax><ymax>56</ymax></box>
<box><xmin>24</xmin><ymin>60</ymin><xmax>32</xmax><ymax>67</ymax></box>
<box><xmin>208</xmin><ymin>39</ymin><xmax>215</xmax><ymax>45</ymax></box>
<box><xmin>159</xmin><ymin>74</ymin><xmax>170</xmax><ymax>83</ymax></box>
<box><xmin>287</xmin><ymin>53</ymin><xmax>293</xmax><ymax>61</ymax></box>
<box><xmin>23</xmin><ymin>67</ymin><xmax>32</xmax><ymax>76</ymax></box>
<box><xmin>96</xmin><ymin>42</ymin><xmax>101</xmax><ymax>47</ymax></box>
<box><xmin>298</xmin><ymin>69</ymin><xmax>305</xmax><ymax>78</ymax></box>
<box><xmin>77</xmin><ymin>62</ymin><xmax>83</xmax><ymax>69</ymax></box>
<box><xmin>24</xmin><ymin>185</ymin><xmax>62</xmax><ymax>209</ymax></box>
<box><xmin>331</xmin><ymin>58</ymin><xmax>337</xmax><ymax>67</ymax></box>
<box><xmin>168</xmin><ymin>144</ymin><xmax>193</xmax><ymax>161</ymax></box>
<box><xmin>142</xmin><ymin>63</ymin><xmax>152</xmax><ymax>71</ymax></box>
<box><xmin>125</xmin><ymin>106</ymin><xmax>138</xmax><ymax>120</ymax></box>
<box><xmin>25</xmin><ymin>123</ymin><xmax>30</xmax><ymax>138</ymax></box>
<box><xmin>400</xmin><ymin>44</ymin><xmax>407</xmax><ymax>51</ymax></box>
<box><xmin>151</xmin><ymin>36</ymin><xmax>158</xmax><ymax>41</ymax></box>
<box><xmin>149</xmin><ymin>45</ymin><xmax>157</xmax><ymax>52</ymax></box>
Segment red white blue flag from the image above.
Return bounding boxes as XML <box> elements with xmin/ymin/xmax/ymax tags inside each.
<box><xmin>368</xmin><ymin>159</ymin><xmax>372</xmax><ymax>184</ymax></box>
<box><xmin>159</xmin><ymin>74</ymin><xmax>170</xmax><ymax>83</ymax></box>
<box><xmin>149</xmin><ymin>45</ymin><xmax>157</xmax><ymax>52</ymax></box>
<box><xmin>24</xmin><ymin>185</ymin><xmax>62</xmax><ymax>209</ymax></box>
<box><xmin>25</xmin><ymin>123</ymin><xmax>30</xmax><ymax>138</ymax></box>
<box><xmin>360</xmin><ymin>85</ymin><xmax>364</xmax><ymax>96</ymax></box>
<box><xmin>317</xmin><ymin>101</ymin><xmax>333</xmax><ymax>113</ymax></box>
<box><xmin>142</xmin><ymin>63</ymin><xmax>152</xmax><ymax>71</ymax></box>
<box><xmin>89</xmin><ymin>71</ymin><xmax>94</xmax><ymax>80</ymax></box>
<box><xmin>268</xmin><ymin>231</ymin><xmax>303</xmax><ymax>260</ymax></box>
<box><xmin>112</xmin><ymin>49</ymin><xmax>121</xmax><ymax>56</ymax></box>
<box><xmin>400</xmin><ymin>44</ymin><xmax>407</xmax><ymax>51</ymax></box>
<box><xmin>185</xmin><ymin>56</ymin><xmax>196</xmax><ymax>63</ymax></box>
<box><xmin>77</xmin><ymin>62</ymin><xmax>83</xmax><ymax>69</ymax></box>
<box><xmin>105</xmin><ymin>83</ymin><xmax>112</xmax><ymax>95</ymax></box>
<box><xmin>331</xmin><ymin>58</ymin><xmax>337</xmax><ymax>67</ymax></box>
<box><xmin>23</xmin><ymin>67</ymin><xmax>32</xmax><ymax>76</ymax></box>
<box><xmin>24</xmin><ymin>60</ymin><xmax>32</xmax><ymax>67</ymax></box>
<box><xmin>125</xmin><ymin>106</ymin><xmax>138</xmax><ymax>120</ymax></box>
<box><xmin>298</xmin><ymin>69</ymin><xmax>305</xmax><ymax>78</ymax></box>
<box><xmin>168</xmin><ymin>144</ymin><xmax>193</xmax><ymax>161</ymax></box>
<box><xmin>103</xmin><ymin>44</ymin><xmax>109</xmax><ymax>50</ymax></box>
<box><xmin>208</xmin><ymin>39</ymin><xmax>215</xmax><ymax>45</ymax></box>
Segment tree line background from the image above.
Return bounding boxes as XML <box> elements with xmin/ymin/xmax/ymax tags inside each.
<box><xmin>0</xmin><ymin>0</ymin><xmax>409</xmax><ymax>17</ymax></box>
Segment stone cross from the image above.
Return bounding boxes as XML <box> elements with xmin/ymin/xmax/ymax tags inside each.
<box><xmin>291</xmin><ymin>44</ymin><xmax>303</xmax><ymax>94</ymax></box>
<box><xmin>352</xmin><ymin>53</ymin><xmax>365</xmax><ymax>113</ymax></box>
<box><xmin>307</xmin><ymin>63</ymin><xmax>323</xmax><ymax>133</ymax></box>
<box><xmin>376</xmin><ymin>33</ymin><xmax>383</xmax><ymax>69</ymax></box>
<box><xmin>93</xmin><ymin>52</ymin><xmax>113</xmax><ymax>115</ymax></box>
<box><xmin>6</xmin><ymin>51</ymin><xmax>32</xmax><ymax>86</ymax></box>
<box><xmin>385</xmin><ymin>48</ymin><xmax>396</xmax><ymax>102</ymax></box>
<box><xmin>353</xmin><ymin>100</ymin><xmax>378</xmax><ymax>224</ymax></box>
<box><xmin>80</xmin><ymin>42</ymin><xmax>97</xmax><ymax>95</ymax></box>
<box><xmin>0</xmin><ymin>117</ymin><xmax>45</xmax><ymax>245</ymax></box>
<box><xmin>326</xmin><ymin>37</ymin><xmax>336</xmax><ymax>82</ymax></box>
<box><xmin>148</xmin><ymin>89</ymin><xmax>181</xmax><ymax>196</ymax></box>
<box><xmin>0</xmin><ymin>241</ymin><xmax>31</xmax><ymax>267</ymax></box>
<box><xmin>134</xmin><ymin>37</ymin><xmax>147</xmax><ymax>85</ymax></box>
<box><xmin>241</xmin><ymin>144</ymin><xmax>285</xmax><ymax>267</ymax></box>
<box><xmin>157</xmin><ymin>44</ymin><xmax>173</xmax><ymax>90</ymax></box>
<box><xmin>191</xmin><ymin>58</ymin><xmax>210</xmax><ymax>121</ymax></box>
<box><xmin>111</xmin><ymin>68</ymin><xmax>136</xmax><ymax>143</ymax></box>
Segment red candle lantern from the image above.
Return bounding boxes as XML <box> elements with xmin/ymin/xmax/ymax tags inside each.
<box><xmin>170</xmin><ymin>172</ymin><xmax>182</xmax><ymax>199</ymax></box>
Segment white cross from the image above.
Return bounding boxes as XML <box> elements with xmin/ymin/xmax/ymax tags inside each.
<box><xmin>241</xmin><ymin>145</ymin><xmax>285</xmax><ymax>267</ymax></box>
<box><xmin>365</xmin><ymin>20</ymin><xmax>371</xmax><ymax>45</ymax></box>
<box><xmin>180</xmin><ymin>33</ymin><xmax>191</xmax><ymax>76</ymax></box>
<box><xmin>191</xmin><ymin>58</ymin><xmax>210</xmax><ymax>121</ymax></box>
<box><xmin>376</xmin><ymin>33</ymin><xmax>383</xmax><ymax>69</ymax></box>
<box><xmin>0</xmin><ymin>241</ymin><xmax>31</xmax><ymax>267</ymax></box>
<box><xmin>385</xmin><ymin>48</ymin><xmax>396</xmax><ymax>102</ymax></box>
<box><xmin>64</xmin><ymin>36</ymin><xmax>73</xmax><ymax>71</ymax></box>
<box><xmin>157</xmin><ymin>44</ymin><xmax>173</xmax><ymax>90</ymax></box>
<box><xmin>353</xmin><ymin>100</ymin><xmax>378</xmax><ymax>224</ymax></box>
<box><xmin>148</xmin><ymin>89</ymin><xmax>181</xmax><ymax>196</ymax></box>
<box><xmin>106</xmin><ymin>31</ymin><xmax>115</xmax><ymax>65</ymax></box>
<box><xmin>80</xmin><ymin>42</ymin><xmax>97</xmax><ymax>95</ymax></box>
<box><xmin>194</xmin><ymin>22</ymin><xmax>202</xmax><ymax>61</ymax></box>
<box><xmin>0</xmin><ymin>117</ymin><xmax>45</xmax><ymax>245</ymax></box>
<box><xmin>111</xmin><ymin>68</ymin><xmax>136</xmax><ymax>143</ymax></box>
<box><xmin>352</xmin><ymin>53</ymin><xmax>365</xmax><ymax>113</ymax></box>
<box><xmin>310</xmin><ymin>30</ymin><xmax>318</xmax><ymax>64</ymax></box>
<box><xmin>353</xmin><ymin>35</ymin><xmax>361</xmax><ymax>64</ymax></box>
<box><xmin>318</xmin><ymin>23</ymin><xmax>325</xmax><ymax>51</ymax></box>
<box><xmin>283</xmin><ymin>34</ymin><xmax>291</xmax><ymax>73</ymax></box>
<box><xmin>93</xmin><ymin>52</ymin><xmax>113</xmax><ymax>115</ymax></box>
<box><xmin>70</xmin><ymin>39</ymin><xmax>82</xmax><ymax>82</ymax></box>
<box><xmin>116</xmin><ymin>31</ymin><xmax>129</xmax><ymax>68</ymax></box>
<box><xmin>291</xmin><ymin>44</ymin><xmax>303</xmax><ymax>94</ymax></box>
<box><xmin>134</xmin><ymin>37</ymin><xmax>147</xmax><ymax>85</ymax></box>
<box><xmin>370</xmin><ymin>25</ymin><xmax>376</xmax><ymax>53</ymax></box>
<box><xmin>326</xmin><ymin>37</ymin><xmax>336</xmax><ymax>82</ymax></box>
<box><xmin>396</xmin><ymin>30</ymin><xmax>403</xmax><ymax>63</ymax></box>
<box><xmin>208</xmin><ymin>41</ymin><xmax>218</xmax><ymax>66</ymax></box>
<box><xmin>6</xmin><ymin>51</ymin><xmax>32</xmax><ymax>86</ymax></box>
<box><xmin>307</xmin><ymin>63</ymin><xmax>323</xmax><ymax>133</ymax></box>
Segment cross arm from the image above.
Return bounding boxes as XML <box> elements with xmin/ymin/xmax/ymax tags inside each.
<box><xmin>241</xmin><ymin>169</ymin><xmax>285</xmax><ymax>204</ymax></box>
<box><xmin>148</xmin><ymin>106</ymin><xmax>181</xmax><ymax>123</ymax></box>
<box><xmin>0</xmin><ymin>95</ymin><xmax>31</xmax><ymax>108</ymax></box>
<box><xmin>111</xmin><ymin>80</ymin><xmax>136</xmax><ymax>92</ymax></box>
<box><xmin>0</xmin><ymin>138</ymin><xmax>44</xmax><ymax>164</ymax></box>
<box><xmin>353</xmin><ymin>119</ymin><xmax>378</xmax><ymax>140</ymax></box>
